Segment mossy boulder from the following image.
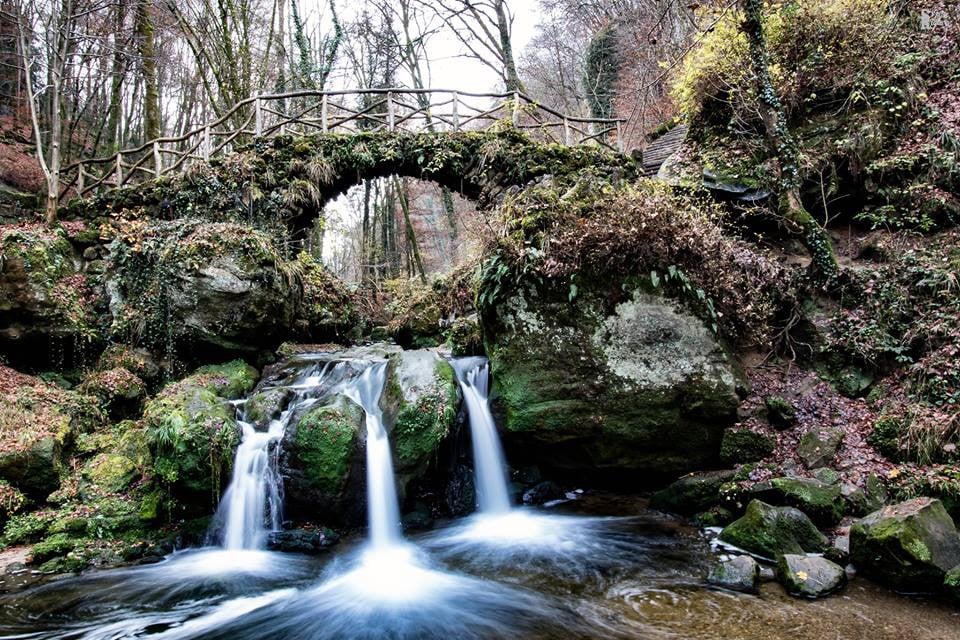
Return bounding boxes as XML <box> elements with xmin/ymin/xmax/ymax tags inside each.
<box><xmin>764</xmin><ymin>396</ymin><xmax>797</xmax><ymax>429</ymax></box>
<box><xmin>484</xmin><ymin>283</ymin><xmax>739</xmax><ymax>475</ymax></box>
<box><xmin>720</xmin><ymin>429</ymin><xmax>775</xmax><ymax>464</ymax></box>
<box><xmin>798</xmin><ymin>427</ymin><xmax>844</xmax><ymax>469</ymax></box>
<box><xmin>719</xmin><ymin>499</ymin><xmax>828</xmax><ymax>560</ymax></box>
<box><xmin>651</xmin><ymin>469</ymin><xmax>736</xmax><ymax>514</ymax></box>
<box><xmin>776</xmin><ymin>554</ymin><xmax>846</xmax><ymax>599</ymax></box>
<box><xmin>0</xmin><ymin>366</ymin><xmax>102</xmax><ymax>499</ymax></box>
<box><xmin>384</xmin><ymin>350</ymin><xmax>459</xmax><ymax>484</ymax></box>
<box><xmin>751</xmin><ymin>477</ymin><xmax>847</xmax><ymax>527</ymax></box>
<box><xmin>244</xmin><ymin>386</ymin><xmax>293</xmax><ymax>426</ymax></box>
<box><xmin>78</xmin><ymin>367</ymin><xmax>146</xmax><ymax>419</ymax></box>
<box><xmin>849</xmin><ymin>497</ymin><xmax>960</xmax><ymax>593</ymax></box>
<box><xmin>945</xmin><ymin>565</ymin><xmax>960</xmax><ymax>604</ymax></box>
<box><xmin>142</xmin><ymin>361</ymin><xmax>256</xmax><ymax>510</ymax></box>
<box><xmin>707</xmin><ymin>555</ymin><xmax>760</xmax><ymax>593</ymax></box>
<box><xmin>281</xmin><ymin>395</ymin><xmax>364</xmax><ymax>523</ymax></box>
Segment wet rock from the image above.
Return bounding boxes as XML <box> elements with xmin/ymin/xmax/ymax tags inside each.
<box><xmin>515</xmin><ymin>465</ymin><xmax>542</xmax><ymax>485</ymax></box>
<box><xmin>695</xmin><ymin>506</ymin><xmax>735</xmax><ymax>528</ymax></box>
<box><xmin>78</xmin><ymin>367</ymin><xmax>146</xmax><ymax>420</ymax></box>
<box><xmin>849</xmin><ymin>497</ymin><xmax>960</xmax><ymax>593</ymax></box>
<box><xmin>244</xmin><ymin>386</ymin><xmax>292</xmax><ymax>425</ymax></box>
<box><xmin>522</xmin><ymin>481</ymin><xmax>564</xmax><ymax>505</ymax></box>
<box><xmin>798</xmin><ymin>427</ymin><xmax>844</xmax><ymax>469</ymax></box>
<box><xmin>826</xmin><ymin>528</ymin><xmax>851</xmax><ymax>565</ymax></box>
<box><xmin>708</xmin><ymin>555</ymin><xmax>760</xmax><ymax>593</ymax></box>
<box><xmin>812</xmin><ymin>468</ymin><xmax>839</xmax><ymax>485</ymax></box>
<box><xmin>776</xmin><ymin>554</ymin><xmax>846</xmax><ymax>599</ymax></box>
<box><xmin>720</xmin><ymin>429</ymin><xmax>774</xmax><ymax>464</ymax></box>
<box><xmin>719</xmin><ymin>500</ymin><xmax>827</xmax><ymax>560</ymax></box>
<box><xmin>750</xmin><ymin>477</ymin><xmax>846</xmax><ymax>527</ymax></box>
<box><xmin>445</xmin><ymin>464</ymin><xmax>477</xmax><ymax>517</ymax></box>
<box><xmin>651</xmin><ymin>469</ymin><xmax>736</xmax><ymax>514</ymax></box>
<box><xmin>484</xmin><ymin>284</ymin><xmax>739</xmax><ymax>475</ymax></box>
<box><xmin>764</xmin><ymin>396</ymin><xmax>797</xmax><ymax>429</ymax></box>
<box><xmin>402</xmin><ymin>503</ymin><xmax>434</xmax><ymax>531</ymax></box>
<box><xmin>266</xmin><ymin>528</ymin><xmax>339</xmax><ymax>554</ymax></box>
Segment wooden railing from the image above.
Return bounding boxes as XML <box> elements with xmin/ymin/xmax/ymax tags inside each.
<box><xmin>60</xmin><ymin>88</ymin><xmax>625</xmax><ymax>199</ymax></box>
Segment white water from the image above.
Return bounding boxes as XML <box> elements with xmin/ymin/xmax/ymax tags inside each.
<box><xmin>216</xmin><ymin>363</ymin><xmax>333</xmax><ymax>550</ymax></box>
<box><xmin>341</xmin><ymin>360</ymin><xmax>402</xmax><ymax>549</ymax></box>
<box><xmin>451</xmin><ymin>357</ymin><xmax>512</xmax><ymax>513</ymax></box>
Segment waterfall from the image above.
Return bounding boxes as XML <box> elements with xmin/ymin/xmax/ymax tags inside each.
<box><xmin>341</xmin><ymin>360</ymin><xmax>402</xmax><ymax>549</ymax></box>
<box><xmin>215</xmin><ymin>363</ymin><xmax>333</xmax><ymax>551</ymax></box>
<box><xmin>451</xmin><ymin>357</ymin><xmax>512</xmax><ymax>514</ymax></box>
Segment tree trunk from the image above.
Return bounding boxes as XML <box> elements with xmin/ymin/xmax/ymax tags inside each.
<box><xmin>136</xmin><ymin>0</ymin><xmax>161</xmax><ymax>140</ymax></box>
<box><xmin>395</xmin><ymin>177</ymin><xmax>427</xmax><ymax>283</ymax></box>
<box><xmin>495</xmin><ymin>0</ymin><xmax>523</xmax><ymax>93</ymax></box>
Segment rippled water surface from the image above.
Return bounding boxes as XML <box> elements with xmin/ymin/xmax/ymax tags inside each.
<box><xmin>1</xmin><ymin>493</ymin><xmax>958</xmax><ymax>640</ymax></box>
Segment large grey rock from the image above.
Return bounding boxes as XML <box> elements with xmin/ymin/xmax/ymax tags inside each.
<box><xmin>776</xmin><ymin>554</ymin><xmax>846</xmax><ymax>598</ymax></box>
<box><xmin>849</xmin><ymin>497</ymin><xmax>960</xmax><ymax>593</ymax></box>
<box><xmin>719</xmin><ymin>499</ymin><xmax>828</xmax><ymax>560</ymax></box>
<box><xmin>651</xmin><ymin>469</ymin><xmax>736</xmax><ymax>514</ymax></box>
<box><xmin>484</xmin><ymin>283</ymin><xmax>740</xmax><ymax>474</ymax></box>
<box><xmin>708</xmin><ymin>555</ymin><xmax>760</xmax><ymax>593</ymax></box>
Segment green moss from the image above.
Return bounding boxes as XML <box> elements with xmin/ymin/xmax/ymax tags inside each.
<box><xmin>719</xmin><ymin>499</ymin><xmax>827</xmax><ymax>559</ymax></box>
<box><xmin>293</xmin><ymin>400</ymin><xmax>360</xmax><ymax>494</ymax></box>
<box><xmin>193</xmin><ymin>360</ymin><xmax>259</xmax><ymax>399</ymax></box>
<box><xmin>767</xmin><ymin>477</ymin><xmax>846</xmax><ymax>526</ymax></box>
<box><xmin>84</xmin><ymin>453</ymin><xmax>138</xmax><ymax>493</ymax></box>
<box><xmin>393</xmin><ymin>360</ymin><xmax>458</xmax><ymax>469</ymax></box>
<box><xmin>720</xmin><ymin>429</ymin><xmax>775</xmax><ymax>464</ymax></box>
<box><xmin>764</xmin><ymin>396</ymin><xmax>796</xmax><ymax>428</ymax></box>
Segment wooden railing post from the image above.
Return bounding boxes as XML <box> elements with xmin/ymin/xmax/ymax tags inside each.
<box><xmin>321</xmin><ymin>93</ymin><xmax>329</xmax><ymax>133</ymax></box>
<box><xmin>115</xmin><ymin>154</ymin><xmax>122</xmax><ymax>186</ymax></box>
<box><xmin>154</xmin><ymin>141</ymin><xmax>162</xmax><ymax>177</ymax></box>
<box><xmin>387</xmin><ymin>91</ymin><xmax>395</xmax><ymax>131</ymax></box>
<box><xmin>564</xmin><ymin>118</ymin><xmax>571</xmax><ymax>145</ymax></box>
<box><xmin>203</xmin><ymin>126</ymin><xmax>211</xmax><ymax>161</ymax></box>
<box><xmin>616</xmin><ymin>121</ymin><xmax>624</xmax><ymax>153</ymax></box>
<box><xmin>452</xmin><ymin>91</ymin><xmax>459</xmax><ymax>131</ymax></box>
<box><xmin>77</xmin><ymin>166</ymin><xmax>84</xmax><ymax>195</ymax></box>
<box><xmin>512</xmin><ymin>92</ymin><xmax>520</xmax><ymax>126</ymax></box>
<box><xmin>254</xmin><ymin>94</ymin><xmax>263</xmax><ymax>136</ymax></box>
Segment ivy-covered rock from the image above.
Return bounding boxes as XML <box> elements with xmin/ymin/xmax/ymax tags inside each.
<box><xmin>849</xmin><ymin>497</ymin><xmax>960</xmax><ymax>593</ymax></box>
<box><xmin>484</xmin><ymin>282</ymin><xmax>740</xmax><ymax>475</ymax></box>
<box><xmin>718</xmin><ymin>499</ymin><xmax>828</xmax><ymax>560</ymax></box>
<box><xmin>720</xmin><ymin>428</ymin><xmax>774</xmax><ymax>464</ymax></box>
<box><xmin>763</xmin><ymin>396</ymin><xmax>797</xmax><ymax>429</ymax></box>
<box><xmin>798</xmin><ymin>427</ymin><xmax>844</xmax><ymax>469</ymax></box>
<box><xmin>945</xmin><ymin>565</ymin><xmax>960</xmax><ymax>604</ymax></box>
<box><xmin>651</xmin><ymin>469</ymin><xmax>736</xmax><ymax>514</ymax></box>
<box><xmin>0</xmin><ymin>223</ymin><xmax>100</xmax><ymax>349</ymax></box>
<box><xmin>776</xmin><ymin>554</ymin><xmax>846</xmax><ymax>599</ymax></box>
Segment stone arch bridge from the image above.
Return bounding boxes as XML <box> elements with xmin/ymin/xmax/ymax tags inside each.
<box><xmin>63</xmin><ymin>89</ymin><xmax>637</xmax><ymax>235</ymax></box>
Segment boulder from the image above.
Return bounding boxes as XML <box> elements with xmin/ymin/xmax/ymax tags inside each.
<box><xmin>445</xmin><ymin>464</ymin><xmax>477</xmax><ymax>517</ymax></box>
<box><xmin>798</xmin><ymin>427</ymin><xmax>844</xmax><ymax>469</ymax></box>
<box><xmin>651</xmin><ymin>469</ymin><xmax>736</xmax><ymax>514</ymax></box>
<box><xmin>708</xmin><ymin>555</ymin><xmax>760</xmax><ymax>592</ymax></box>
<box><xmin>763</xmin><ymin>396</ymin><xmax>797</xmax><ymax>429</ymax></box>
<box><xmin>106</xmin><ymin>220</ymin><xmax>297</xmax><ymax>355</ymax></box>
<box><xmin>719</xmin><ymin>499</ymin><xmax>827</xmax><ymax>559</ymax></box>
<box><xmin>751</xmin><ymin>477</ymin><xmax>846</xmax><ymax>527</ymax></box>
<box><xmin>484</xmin><ymin>284</ymin><xmax>740</xmax><ymax>474</ymax></box>
<box><xmin>142</xmin><ymin>360</ymin><xmax>257</xmax><ymax>511</ymax></box>
<box><xmin>776</xmin><ymin>554</ymin><xmax>846</xmax><ymax>598</ymax></box>
<box><xmin>522</xmin><ymin>481</ymin><xmax>564</xmax><ymax>505</ymax></box>
<box><xmin>78</xmin><ymin>367</ymin><xmax>146</xmax><ymax>419</ymax></box>
<box><xmin>720</xmin><ymin>429</ymin><xmax>774</xmax><ymax>464</ymax></box>
<box><xmin>849</xmin><ymin>497</ymin><xmax>960</xmax><ymax>593</ymax></box>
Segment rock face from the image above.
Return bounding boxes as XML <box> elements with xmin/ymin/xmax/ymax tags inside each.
<box><xmin>849</xmin><ymin>497</ymin><xmax>960</xmax><ymax>593</ymax></box>
<box><xmin>484</xmin><ymin>284</ymin><xmax>740</xmax><ymax>474</ymax></box>
<box><xmin>708</xmin><ymin>555</ymin><xmax>760</xmax><ymax>593</ymax></box>
<box><xmin>776</xmin><ymin>554</ymin><xmax>846</xmax><ymax>598</ymax></box>
<box><xmin>719</xmin><ymin>500</ymin><xmax>828</xmax><ymax>559</ymax></box>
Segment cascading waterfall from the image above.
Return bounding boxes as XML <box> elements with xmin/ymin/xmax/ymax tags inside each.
<box><xmin>340</xmin><ymin>361</ymin><xmax>402</xmax><ymax>549</ymax></box>
<box><xmin>451</xmin><ymin>357</ymin><xmax>512</xmax><ymax>514</ymax></box>
<box><xmin>215</xmin><ymin>362</ymin><xmax>334</xmax><ymax>551</ymax></box>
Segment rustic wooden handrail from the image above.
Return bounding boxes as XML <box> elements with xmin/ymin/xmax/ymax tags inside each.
<box><xmin>61</xmin><ymin>88</ymin><xmax>626</xmax><ymax>199</ymax></box>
